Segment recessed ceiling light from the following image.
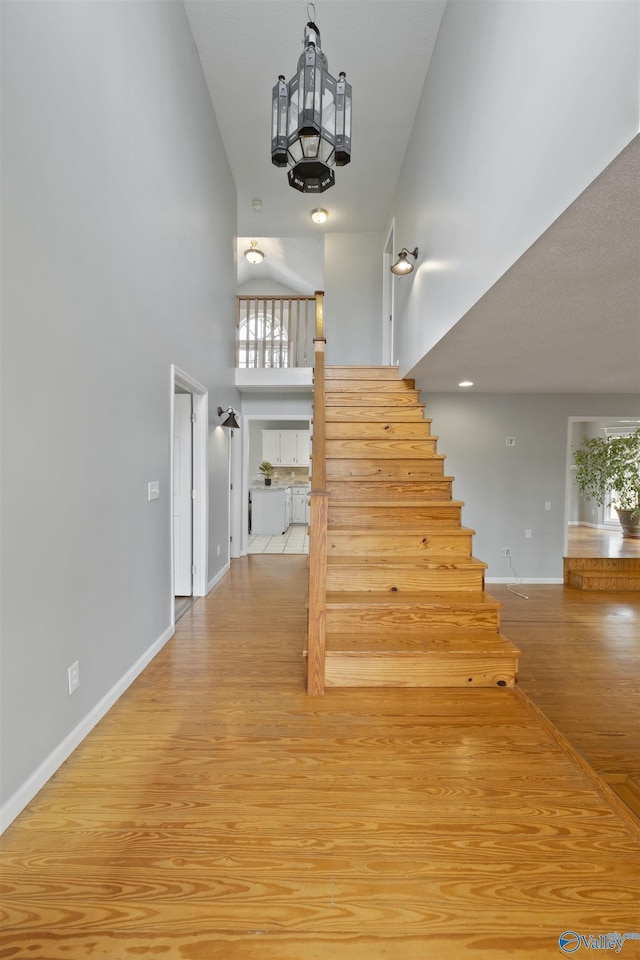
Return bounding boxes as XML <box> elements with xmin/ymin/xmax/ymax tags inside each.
<box><xmin>310</xmin><ymin>208</ymin><xmax>329</xmax><ymax>224</ymax></box>
<box><xmin>458</xmin><ymin>381</ymin><xmax>474</xmax><ymax>387</ymax></box>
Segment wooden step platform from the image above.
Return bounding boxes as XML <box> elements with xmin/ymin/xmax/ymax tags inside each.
<box><xmin>324</xmin><ymin>632</ymin><xmax>520</xmax><ymax>688</ymax></box>
<box><xmin>564</xmin><ymin>556</ymin><xmax>640</xmax><ymax>591</ymax></box>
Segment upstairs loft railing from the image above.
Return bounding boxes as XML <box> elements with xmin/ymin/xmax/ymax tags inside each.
<box><xmin>236</xmin><ymin>296</ymin><xmax>316</xmax><ymax>369</ymax></box>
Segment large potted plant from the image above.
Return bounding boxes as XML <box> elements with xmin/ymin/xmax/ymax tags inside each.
<box><xmin>572</xmin><ymin>428</ymin><xmax>640</xmax><ymax>538</ymax></box>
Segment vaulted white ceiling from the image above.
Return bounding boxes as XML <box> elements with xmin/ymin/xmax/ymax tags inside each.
<box><xmin>185</xmin><ymin>1</ymin><xmax>640</xmax><ymax>394</ymax></box>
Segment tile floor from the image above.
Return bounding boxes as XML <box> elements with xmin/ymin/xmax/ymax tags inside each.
<box><xmin>248</xmin><ymin>524</ymin><xmax>309</xmax><ymax>554</ymax></box>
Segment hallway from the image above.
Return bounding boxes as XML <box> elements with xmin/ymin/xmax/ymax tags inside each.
<box><xmin>1</xmin><ymin>556</ymin><xmax>638</xmax><ymax>959</ymax></box>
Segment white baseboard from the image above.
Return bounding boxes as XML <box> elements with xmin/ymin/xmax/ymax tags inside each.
<box><xmin>207</xmin><ymin>561</ymin><xmax>230</xmax><ymax>595</ymax></box>
<box><xmin>0</xmin><ymin>623</ymin><xmax>175</xmax><ymax>835</ymax></box>
<box><xmin>486</xmin><ymin>577</ymin><xmax>564</xmax><ymax>584</ymax></box>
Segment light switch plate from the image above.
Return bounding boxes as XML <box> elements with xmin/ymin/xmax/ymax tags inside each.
<box><xmin>148</xmin><ymin>481</ymin><xmax>160</xmax><ymax>501</ymax></box>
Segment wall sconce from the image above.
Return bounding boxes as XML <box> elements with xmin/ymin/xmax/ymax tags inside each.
<box><xmin>244</xmin><ymin>240</ymin><xmax>265</xmax><ymax>264</ymax></box>
<box><xmin>217</xmin><ymin>406</ymin><xmax>240</xmax><ymax>429</ymax></box>
<box><xmin>391</xmin><ymin>247</ymin><xmax>419</xmax><ymax>276</ymax></box>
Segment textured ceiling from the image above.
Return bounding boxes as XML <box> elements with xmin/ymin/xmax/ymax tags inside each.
<box><xmin>411</xmin><ymin>136</ymin><xmax>640</xmax><ymax>394</ymax></box>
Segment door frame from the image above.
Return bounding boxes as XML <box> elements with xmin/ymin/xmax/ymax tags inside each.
<box><xmin>171</xmin><ymin>366</ymin><xmax>208</xmax><ymax>618</ymax></box>
<box><xmin>240</xmin><ymin>414</ymin><xmax>312</xmax><ymax>556</ymax></box>
<box><xmin>382</xmin><ymin>219</ymin><xmax>396</xmax><ymax>365</ymax></box>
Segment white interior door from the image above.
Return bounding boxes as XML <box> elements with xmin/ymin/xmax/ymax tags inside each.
<box><xmin>173</xmin><ymin>392</ymin><xmax>193</xmax><ymax>596</ymax></box>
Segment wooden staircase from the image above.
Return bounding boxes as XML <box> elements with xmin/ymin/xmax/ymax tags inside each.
<box><xmin>564</xmin><ymin>556</ymin><xmax>640</xmax><ymax>591</ymax></box>
<box><xmin>310</xmin><ymin>365</ymin><xmax>520</xmax><ymax>689</ymax></box>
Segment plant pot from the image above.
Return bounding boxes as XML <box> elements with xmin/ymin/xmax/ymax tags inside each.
<box><xmin>264</xmin><ymin>478</ymin><xmax>272</xmax><ymax>486</ymax></box>
<box><xmin>616</xmin><ymin>508</ymin><xmax>640</xmax><ymax>539</ymax></box>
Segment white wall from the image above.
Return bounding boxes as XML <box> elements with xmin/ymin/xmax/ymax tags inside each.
<box><xmin>324</xmin><ymin>233</ymin><xmax>385</xmax><ymax>365</ymax></box>
<box><xmin>391</xmin><ymin>0</ymin><xmax>639</xmax><ymax>376</ymax></box>
<box><xmin>419</xmin><ymin>391</ymin><xmax>640</xmax><ymax>581</ymax></box>
<box><xmin>0</xmin><ymin>2</ymin><xmax>237</xmax><ymax>826</ymax></box>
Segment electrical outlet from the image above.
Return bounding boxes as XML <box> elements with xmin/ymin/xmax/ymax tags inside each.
<box><xmin>68</xmin><ymin>661</ymin><xmax>80</xmax><ymax>695</ymax></box>
<box><xmin>544</xmin><ymin>501</ymin><xmax>551</xmax><ymax>511</ymax></box>
<box><xmin>501</xmin><ymin>547</ymin><xmax>511</xmax><ymax>557</ymax></box>
<box><xmin>525</xmin><ymin>529</ymin><xmax>532</xmax><ymax>539</ymax></box>
<box><xmin>217</xmin><ymin>544</ymin><xmax>221</xmax><ymax>557</ymax></box>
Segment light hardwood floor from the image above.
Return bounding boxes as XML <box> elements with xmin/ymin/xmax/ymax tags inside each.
<box><xmin>1</xmin><ymin>555</ymin><xmax>639</xmax><ymax>959</ymax></box>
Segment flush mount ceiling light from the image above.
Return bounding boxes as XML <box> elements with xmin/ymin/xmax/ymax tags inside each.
<box><xmin>390</xmin><ymin>247</ymin><xmax>419</xmax><ymax>276</ymax></box>
<box><xmin>458</xmin><ymin>381</ymin><xmax>474</xmax><ymax>388</ymax></box>
<box><xmin>217</xmin><ymin>406</ymin><xmax>240</xmax><ymax>429</ymax></box>
<box><xmin>251</xmin><ymin>198</ymin><xmax>263</xmax><ymax>211</ymax></box>
<box><xmin>310</xmin><ymin>208</ymin><xmax>329</xmax><ymax>224</ymax></box>
<box><xmin>244</xmin><ymin>240</ymin><xmax>265</xmax><ymax>264</ymax></box>
<box><xmin>271</xmin><ymin>2</ymin><xmax>352</xmax><ymax>193</ymax></box>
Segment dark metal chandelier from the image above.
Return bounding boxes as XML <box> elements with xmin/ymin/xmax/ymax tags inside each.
<box><xmin>271</xmin><ymin>3</ymin><xmax>352</xmax><ymax>193</ymax></box>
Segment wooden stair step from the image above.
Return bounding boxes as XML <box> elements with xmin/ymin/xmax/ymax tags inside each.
<box><xmin>327</xmin><ymin>529</ymin><xmax>475</xmax><ymax>558</ymax></box>
<box><xmin>328</xmin><ymin>501</ymin><xmax>463</xmax><ymax>529</ymax></box>
<box><xmin>325</xmin><ymin>559</ymin><xmax>486</xmax><ymax>592</ymax></box>
<box><xmin>325</xmin><ymin>405</ymin><xmax>427</xmax><ymax>422</ymax></box>
<box><xmin>325</xmin><ymin>631</ymin><xmax>518</xmax><ymax>654</ymax></box>
<box><xmin>325</xmin><ymin>366</ymin><xmax>402</xmax><ymax>380</ymax></box>
<box><xmin>604</xmin><ymin>774</ymin><xmax>640</xmax><ymax>818</ymax></box>
<box><xmin>324</xmin><ymin>632</ymin><xmax>519</xmax><ymax>688</ymax></box>
<box><xmin>325</xmin><ymin>438</ymin><xmax>439</xmax><ymax>459</ymax></box>
<box><xmin>568</xmin><ymin>569</ymin><xmax>640</xmax><ymax>591</ymax></box>
<box><xmin>326</xmin><ymin>458</ymin><xmax>446</xmax><ymax>479</ymax></box>
<box><xmin>325</xmin><ymin>379</ymin><xmax>416</xmax><ymax>393</ymax></box>
<box><xmin>325</xmin><ymin>421</ymin><xmax>433</xmax><ymax>439</ymax></box>
<box><xmin>326</xmin><ymin>478</ymin><xmax>454</xmax><ymax>501</ymax></box>
<box><xmin>325</xmin><ymin>590</ymin><xmax>503</xmax><ymax>635</ymax></box>
<box><xmin>325</xmin><ymin>391</ymin><xmax>421</xmax><ymax>407</ymax></box>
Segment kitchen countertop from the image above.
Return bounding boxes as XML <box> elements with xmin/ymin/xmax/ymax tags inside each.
<box><xmin>250</xmin><ymin>481</ymin><xmax>310</xmax><ymax>491</ymax></box>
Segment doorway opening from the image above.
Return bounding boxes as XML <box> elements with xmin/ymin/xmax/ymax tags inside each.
<box><xmin>565</xmin><ymin>415</ymin><xmax>640</xmax><ymax>559</ymax></box>
<box><xmin>171</xmin><ymin>366</ymin><xmax>208</xmax><ymax>624</ymax></box>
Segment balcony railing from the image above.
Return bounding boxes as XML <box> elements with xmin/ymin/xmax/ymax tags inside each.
<box><xmin>235</xmin><ymin>296</ymin><xmax>316</xmax><ymax>369</ymax></box>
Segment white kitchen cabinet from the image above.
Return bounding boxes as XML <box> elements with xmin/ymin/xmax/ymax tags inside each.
<box><xmin>261</xmin><ymin>430</ymin><xmax>281</xmax><ymax>466</ymax></box>
<box><xmin>290</xmin><ymin>486</ymin><xmax>310</xmax><ymax>524</ymax></box>
<box><xmin>262</xmin><ymin>429</ymin><xmax>310</xmax><ymax>466</ymax></box>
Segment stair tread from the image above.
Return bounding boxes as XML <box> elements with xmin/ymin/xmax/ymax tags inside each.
<box><xmin>328</xmin><ymin>525</ymin><xmax>476</xmax><ymax>536</ymax></box>
<box><xmin>325</xmin><ymin>632</ymin><xmax>519</xmax><ymax>655</ymax></box>
<box><xmin>325</xmin><ymin>590</ymin><xmax>503</xmax><ymax>608</ymax></box>
<box><xmin>332</xmin><ymin>499</ymin><xmax>463</xmax><ymax>507</ymax></box>
<box><xmin>326</xmin><ymin>556</ymin><xmax>488</xmax><ymax>568</ymax></box>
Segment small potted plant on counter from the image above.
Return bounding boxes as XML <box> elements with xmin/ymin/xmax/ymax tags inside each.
<box><xmin>572</xmin><ymin>428</ymin><xmax>640</xmax><ymax>538</ymax></box>
<box><xmin>259</xmin><ymin>461</ymin><xmax>275</xmax><ymax>486</ymax></box>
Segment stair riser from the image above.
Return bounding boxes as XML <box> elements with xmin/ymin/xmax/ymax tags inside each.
<box><xmin>325</xmin><ymin>392</ymin><xmax>421</xmax><ymax>407</ymax></box>
<box><xmin>326</xmin><ymin>367</ymin><xmax>401</xmax><ymax>380</ymax></box>
<box><xmin>325</xmin><ymin>407</ymin><xmax>427</xmax><ymax>422</ymax></box>
<box><xmin>324</xmin><ymin>654</ymin><xmax>517</xmax><ymax>687</ymax></box>
<box><xmin>325</xmin><ymin>568</ymin><xmax>485</xmax><ymax>591</ymax></box>
<box><xmin>325</xmin><ymin>381</ymin><xmax>416</xmax><ymax>394</ymax></box>
<box><xmin>326</xmin><ymin>480</ymin><xmax>453</xmax><ymax>501</ymax></box>
<box><xmin>326</xmin><ymin>607</ymin><xmax>500</xmax><ymax>635</ymax></box>
<box><xmin>327</xmin><ymin>532</ymin><xmax>473</xmax><ymax>559</ymax></box>
<box><xmin>564</xmin><ymin>557</ymin><xmax>640</xmax><ymax>574</ymax></box>
<box><xmin>568</xmin><ymin>572</ymin><xmax>640</xmax><ymax>591</ymax></box>
<box><xmin>326</xmin><ymin>439</ymin><xmax>438</xmax><ymax>459</ymax></box>
<box><xmin>325</xmin><ymin>422</ymin><xmax>432</xmax><ymax>440</ymax></box>
<box><xmin>328</xmin><ymin>506</ymin><xmax>462</xmax><ymax>528</ymax></box>
<box><xmin>327</xmin><ymin>459</ymin><xmax>445</xmax><ymax>479</ymax></box>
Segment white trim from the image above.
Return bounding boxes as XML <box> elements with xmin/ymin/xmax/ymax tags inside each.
<box><xmin>486</xmin><ymin>577</ymin><xmax>564</xmax><ymax>584</ymax></box>
<box><xmin>0</xmin><ymin>623</ymin><xmax>174</xmax><ymax>835</ymax></box>
<box><xmin>382</xmin><ymin>220</ymin><xmax>395</xmax><ymax>365</ymax></box>
<box><xmin>171</xmin><ymin>367</ymin><xmax>209</xmax><ymax>613</ymax></box>
<box><xmin>207</xmin><ymin>560</ymin><xmax>230</xmax><ymax>594</ymax></box>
